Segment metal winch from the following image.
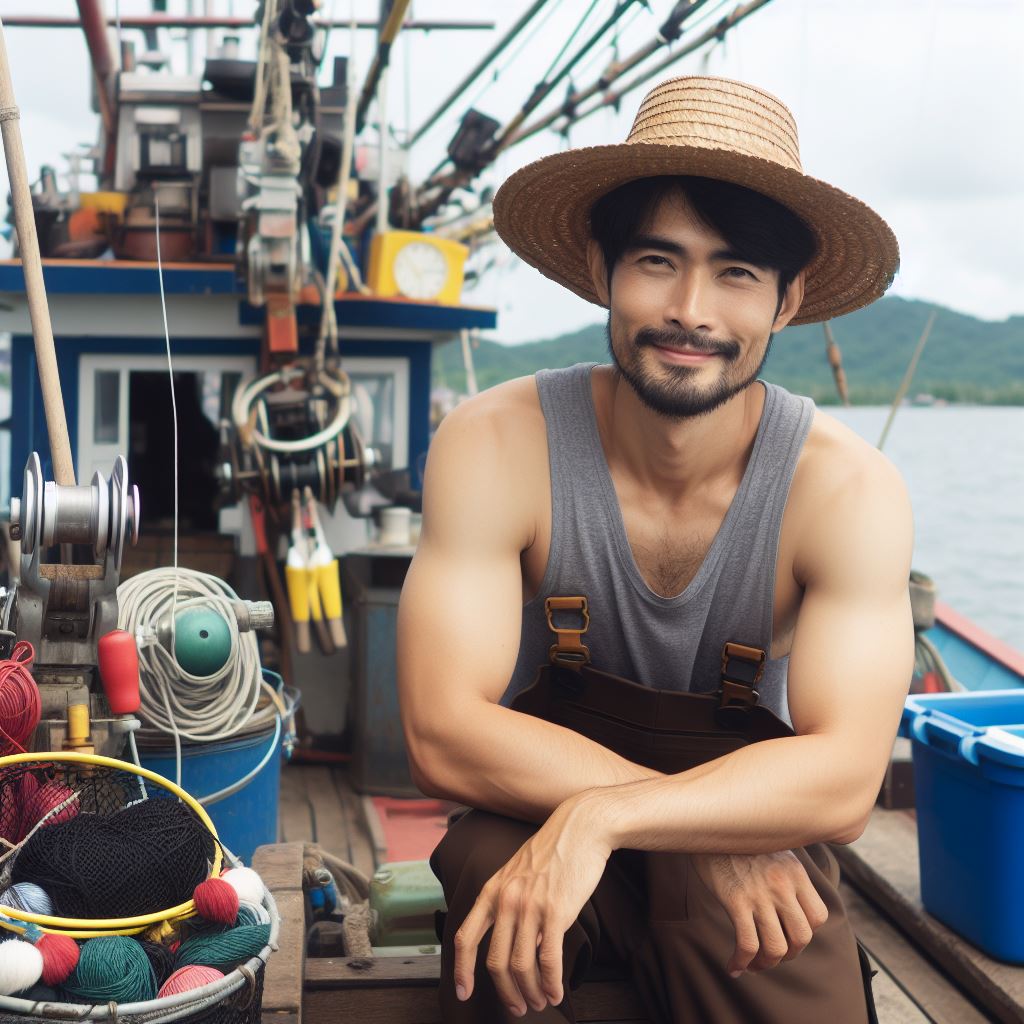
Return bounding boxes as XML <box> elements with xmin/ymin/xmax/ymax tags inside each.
<box><xmin>2</xmin><ymin>452</ymin><xmax>140</xmax><ymax>754</ymax></box>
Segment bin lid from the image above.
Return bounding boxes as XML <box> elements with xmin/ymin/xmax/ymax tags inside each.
<box><xmin>901</xmin><ymin>690</ymin><xmax>1024</xmax><ymax>771</ymax></box>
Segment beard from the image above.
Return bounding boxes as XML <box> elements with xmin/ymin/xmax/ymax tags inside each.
<box><xmin>606</xmin><ymin>316</ymin><xmax>774</xmax><ymax>419</ymax></box>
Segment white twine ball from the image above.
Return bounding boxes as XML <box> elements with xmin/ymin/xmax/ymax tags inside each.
<box><xmin>220</xmin><ymin>867</ymin><xmax>265</xmax><ymax>905</ymax></box>
<box><xmin>0</xmin><ymin>939</ymin><xmax>44</xmax><ymax>996</ymax></box>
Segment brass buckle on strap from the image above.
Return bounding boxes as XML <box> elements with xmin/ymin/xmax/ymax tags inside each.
<box><xmin>719</xmin><ymin>641</ymin><xmax>766</xmax><ymax>709</ymax></box>
<box><xmin>545</xmin><ymin>596</ymin><xmax>591</xmax><ymax>668</ymax></box>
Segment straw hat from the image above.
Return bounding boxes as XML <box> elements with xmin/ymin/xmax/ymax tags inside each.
<box><xmin>492</xmin><ymin>76</ymin><xmax>899</xmax><ymax>325</ymax></box>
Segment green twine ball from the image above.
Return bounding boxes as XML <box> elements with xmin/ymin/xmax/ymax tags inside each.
<box><xmin>61</xmin><ymin>937</ymin><xmax>157</xmax><ymax>1005</ymax></box>
<box><xmin>174</xmin><ymin>924</ymin><xmax>270</xmax><ymax>970</ymax></box>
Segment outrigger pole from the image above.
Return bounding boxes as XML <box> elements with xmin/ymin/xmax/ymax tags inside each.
<box><xmin>413</xmin><ymin>0</ymin><xmax>642</xmax><ymax>223</ymax></box>
<box><xmin>407</xmin><ymin>0</ymin><xmax>555</xmax><ymax>149</ymax></box>
<box><xmin>523</xmin><ymin>0</ymin><xmax>776</xmax><ymax>140</ymax></box>
<box><xmin>0</xmin><ymin>15</ymin><xmax>76</xmax><ymax>487</ymax></box>
<box><xmin>354</xmin><ymin>0</ymin><xmax>413</xmax><ymax>135</ymax></box>
<box><xmin>506</xmin><ymin>0</ymin><xmax>721</xmax><ymax>146</ymax></box>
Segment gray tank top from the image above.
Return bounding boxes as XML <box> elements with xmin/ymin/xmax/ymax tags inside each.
<box><xmin>500</xmin><ymin>362</ymin><xmax>814</xmax><ymax>726</ymax></box>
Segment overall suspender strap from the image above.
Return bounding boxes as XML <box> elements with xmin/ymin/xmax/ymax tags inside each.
<box><xmin>545</xmin><ymin>596</ymin><xmax>591</xmax><ymax>668</ymax></box>
<box><xmin>719</xmin><ymin>641</ymin><xmax>766</xmax><ymax>709</ymax></box>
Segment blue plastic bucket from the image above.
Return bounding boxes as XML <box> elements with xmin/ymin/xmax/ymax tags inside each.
<box><xmin>901</xmin><ymin>690</ymin><xmax>1024</xmax><ymax>963</ymax></box>
<box><xmin>138</xmin><ymin>723</ymin><xmax>281</xmax><ymax>866</ymax></box>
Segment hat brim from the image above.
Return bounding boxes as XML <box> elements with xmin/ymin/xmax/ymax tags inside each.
<box><xmin>492</xmin><ymin>143</ymin><xmax>900</xmax><ymax>326</ymax></box>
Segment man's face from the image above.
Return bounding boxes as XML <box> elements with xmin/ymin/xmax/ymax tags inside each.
<box><xmin>598</xmin><ymin>192</ymin><xmax>791</xmax><ymax>419</ymax></box>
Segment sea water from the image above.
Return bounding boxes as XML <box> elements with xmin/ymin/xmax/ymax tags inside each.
<box><xmin>825</xmin><ymin>404</ymin><xmax>1024</xmax><ymax>652</ymax></box>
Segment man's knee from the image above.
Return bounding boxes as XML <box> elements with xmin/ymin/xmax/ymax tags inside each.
<box><xmin>430</xmin><ymin>809</ymin><xmax>539</xmax><ymax>901</ymax></box>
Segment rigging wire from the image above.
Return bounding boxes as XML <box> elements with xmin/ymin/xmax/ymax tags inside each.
<box><xmin>408</xmin><ymin>0</ymin><xmax>557</xmax><ymax>148</ymax></box>
<box><xmin>540</xmin><ymin>0</ymin><xmax>603</xmax><ymax>85</ymax></box>
<box><xmin>507</xmin><ymin>0</ymin><xmax>728</xmax><ymax>146</ymax></box>
<box><xmin>520</xmin><ymin>0</ymin><xmax>775</xmax><ymax>143</ymax></box>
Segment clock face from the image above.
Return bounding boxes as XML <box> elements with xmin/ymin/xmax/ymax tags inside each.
<box><xmin>393</xmin><ymin>241</ymin><xmax>449</xmax><ymax>300</ymax></box>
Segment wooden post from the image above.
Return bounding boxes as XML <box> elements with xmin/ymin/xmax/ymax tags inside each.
<box><xmin>0</xmin><ymin>15</ymin><xmax>77</xmax><ymax>486</ymax></box>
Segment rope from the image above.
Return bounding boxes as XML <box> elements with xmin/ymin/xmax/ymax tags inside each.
<box><xmin>0</xmin><ymin>641</ymin><xmax>39</xmax><ymax>756</ymax></box>
<box><xmin>0</xmin><ymin>106</ymin><xmax>18</xmax><ymax>123</ymax></box>
<box><xmin>117</xmin><ymin>570</ymin><xmax>264</xmax><ymax>776</ymax></box>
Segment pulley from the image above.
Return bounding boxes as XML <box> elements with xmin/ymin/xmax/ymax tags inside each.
<box><xmin>11</xmin><ymin>453</ymin><xmax>139</xmax><ymax>570</ymax></box>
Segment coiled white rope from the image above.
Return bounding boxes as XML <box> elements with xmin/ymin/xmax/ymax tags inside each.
<box><xmin>117</xmin><ymin>569</ymin><xmax>266</xmax><ymax>791</ymax></box>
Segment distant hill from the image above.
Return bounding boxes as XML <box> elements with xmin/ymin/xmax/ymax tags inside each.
<box><xmin>434</xmin><ymin>297</ymin><xmax>1024</xmax><ymax>404</ymax></box>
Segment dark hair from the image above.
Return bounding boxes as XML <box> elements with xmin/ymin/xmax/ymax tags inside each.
<box><xmin>589</xmin><ymin>175</ymin><xmax>817</xmax><ymax>304</ymax></box>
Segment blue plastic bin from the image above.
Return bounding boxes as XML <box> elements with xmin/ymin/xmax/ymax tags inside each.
<box><xmin>900</xmin><ymin>690</ymin><xmax>1024</xmax><ymax>963</ymax></box>
<box><xmin>139</xmin><ymin>722</ymin><xmax>282</xmax><ymax>866</ymax></box>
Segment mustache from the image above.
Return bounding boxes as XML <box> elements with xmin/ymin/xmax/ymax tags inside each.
<box><xmin>634</xmin><ymin>326</ymin><xmax>740</xmax><ymax>361</ymax></box>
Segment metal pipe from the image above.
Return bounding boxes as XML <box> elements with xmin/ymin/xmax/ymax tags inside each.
<box><xmin>407</xmin><ymin>0</ymin><xmax>554</xmax><ymax>148</ymax></box>
<box><xmin>0</xmin><ymin>16</ymin><xmax>76</xmax><ymax>486</ymax></box>
<box><xmin>0</xmin><ymin>15</ymin><xmax>496</xmax><ymax>31</ymax></box>
<box><xmin>74</xmin><ymin>0</ymin><xmax>115</xmax><ymax>134</ymax></box>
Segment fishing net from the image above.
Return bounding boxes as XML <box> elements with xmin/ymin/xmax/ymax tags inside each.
<box><xmin>0</xmin><ymin>754</ymin><xmax>223</xmax><ymax>936</ymax></box>
<box><xmin>0</xmin><ymin>755</ymin><xmax>274</xmax><ymax>1022</ymax></box>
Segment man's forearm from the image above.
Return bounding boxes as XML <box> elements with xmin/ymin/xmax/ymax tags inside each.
<box><xmin>589</xmin><ymin>733</ymin><xmax>874</xmax><ymax>854</ymax></box>
<box><xmin>415</xmin><ymin>701</ymin><xmax>663</xmax><ymax>824</ymax></box>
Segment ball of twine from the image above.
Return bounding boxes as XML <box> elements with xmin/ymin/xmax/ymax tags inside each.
<box><xmin>61</xmin><ymin>936</ymin><xmax>157</xmax><ymax>1004</ymax></box>
<box><xmin>220</xmin><ymin>867</ymin><xmax>264</xmax><ymax>905</ymax></box>
<box><xmin>174</xmin><ymin>924</ymin><xmax>270</xmax><ymax>971</ymax></box>
<box><xmin>34</xmin><ymin>933</ymin><xmax>80</xmax><ymax>986</ymax></box>
<box><xmin>0</xmin><ymin>882</ymin><xmax>53</xmax><ymax>915</ymax></box>
<box><xmin>0</xmin><ymin>938</ymin><xmax>44</xmax><ymax>996</ymax></box>
<box><xmin>157</xmin><ymin>964</ymin><xmax>224</xmax><ymax>998</ymax></box>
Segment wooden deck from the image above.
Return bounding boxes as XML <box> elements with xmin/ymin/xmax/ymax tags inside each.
<box><xmin>266</xmin><ymin>765</ymin><xmax>1017</xmax><ymax>1023</ymax></box>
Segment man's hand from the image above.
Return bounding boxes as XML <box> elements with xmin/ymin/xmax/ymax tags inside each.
<box><xmin>454</xmin><ymin>795</ymin><xmax>611</xmax><ymax>1017</ymax></box>
<box><xmin>690</xmin><ymin>850</ymin><xmax>829</xmax><ymax>976</ymax></box>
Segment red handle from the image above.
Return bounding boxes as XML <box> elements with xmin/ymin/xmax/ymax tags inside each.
<box><xmin>97</xmin><ymin>630</ymin><xmax>141</xmax><ymax>714</ymax></box>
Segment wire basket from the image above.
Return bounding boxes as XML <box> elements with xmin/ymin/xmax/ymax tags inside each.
<box><xmin>0</xmin><ymin>888</ymin><xmax>278</xmax><ymax>1024</ymax></box>
<box><xmin>0</xmin><ymin>753</ymin><xmax>224</xmax><ymax>938</ymax></box>
<box><xmin>0</xmin><ymin>752</ymin><xmax>277</xmax><ymax>1022</ymax></box>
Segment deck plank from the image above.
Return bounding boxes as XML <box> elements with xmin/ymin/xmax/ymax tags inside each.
<box><xmin>279</xmin><ymin>765</ymin><xmax>314</xmax><ymax>844</ymax></box>
<box><xmin>331</xmin><ymin>766</ymin><xmax>378</xmax><ymax>878</ymax></box>
<box><xmin>304</xmin><ymin>765</ymin><xmax>356</xmax><ymax>862</ymax></box>
<box><xmin>841</xmin><ymin>882</ymin><xmax>990</xmax><ymax>1023</ymax></box>
<box><xmin>836</xmin><ymin>808</ymin><xmax>1023</xmax><ymax>1024</ymax></box>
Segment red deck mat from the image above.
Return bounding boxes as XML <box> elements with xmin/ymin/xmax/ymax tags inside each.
<box><xmin>370</xmin><ymin>797</ymin><xmax>451</xmax><ymax>863</ymax></box>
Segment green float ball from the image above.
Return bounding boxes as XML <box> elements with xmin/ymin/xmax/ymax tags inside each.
<box><xmin>174</xmin><ymin>608</ymin><xmax>232</xmax><ymax>677</ymax></box>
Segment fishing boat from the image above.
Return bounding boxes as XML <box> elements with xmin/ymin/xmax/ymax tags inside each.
<box><xmin>0</xmin><ymin>3</ymin><xmax>1021</xmax><ymax>1023</ymax></box>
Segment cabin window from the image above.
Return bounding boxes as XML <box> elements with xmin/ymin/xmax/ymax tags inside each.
<box><xmin>93</xmin><ymin>371</ymin><xmax>120</xmax><ymax>444</ymax></box>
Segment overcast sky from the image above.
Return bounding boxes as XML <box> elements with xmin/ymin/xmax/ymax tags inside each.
<box><xmin>2</xmin><ymin>0</ymin><xmax>1021</xmax><ymax>342</ymax></box>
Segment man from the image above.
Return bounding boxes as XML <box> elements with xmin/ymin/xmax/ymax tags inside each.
<box><xmin>398</xmin><ymin>76</ymin><xmax>913</xmax><ymax>1022</ymax></box>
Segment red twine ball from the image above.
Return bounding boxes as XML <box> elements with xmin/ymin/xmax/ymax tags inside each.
<box><xmin>21</xmin><ymin>781</ymin><xmax>79</xmax><ymax>837</ymax></box>
<box><xmin>193</xmin><ymin>878</ymin><xmax>239</xmax><ymax>925</ymax></box>
<box><xmin>35</xmin><ymin>933</ymin><xmax>80</xmax><ymax>986</ymax></box>
<box><xmin>0</xmin><ymin>641</ymin><xmax>40</xmax><ymax>757</ymax></box>
<box><xmin>157</xmin><ymin>965</ymin><xmax>224</xmax><ymax>998</ymax></box>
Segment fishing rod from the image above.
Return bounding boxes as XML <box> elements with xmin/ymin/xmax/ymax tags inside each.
<box><xmin>355</xmin><ymin>0</ymin><xmax>413</xmax><ymax>135</ymax></box>
<box><xmin>878</xmin><ymin>310</ymin><xmax>938</xmax><ymax>451</ymax></box>
<box><xmin>539</xmin><ymin>0</ymin><xmax>775</xmax><ymax>137</ymax></box>
<box><xmin>408</xmin><ymin>0</ymin><xmax>556</xmax><ymax>149</ymax></box>
<box><xmin>507</xmin><ymin>0</ymin><xmax>722</xmax><ymax>147</ymax></box>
